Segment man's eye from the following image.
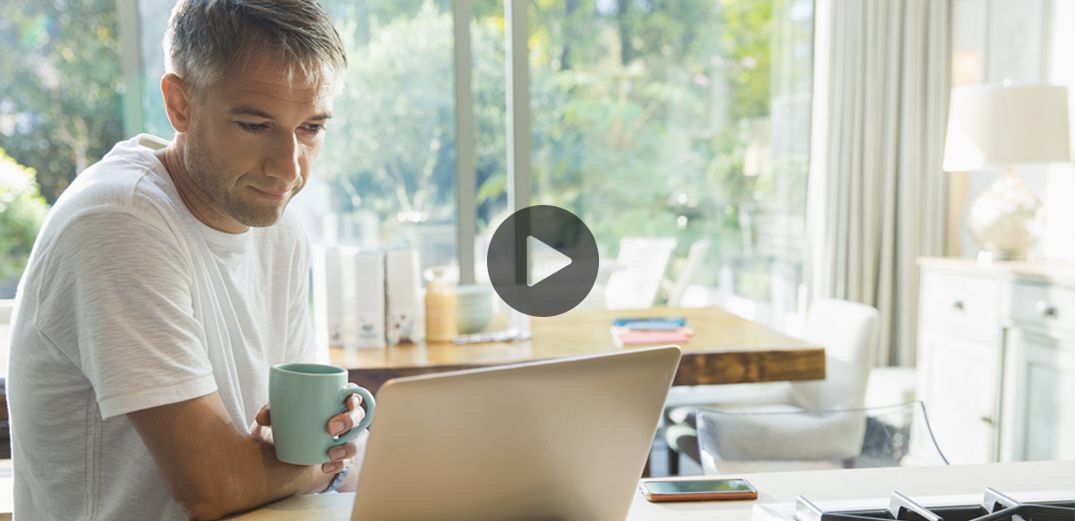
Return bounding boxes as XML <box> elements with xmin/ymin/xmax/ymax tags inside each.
<box><xmin>302</xmin><ymin>123</ymin><xmax>325</xmax><ymax>134</ymax></box>
<box><xmin>236</xmin><ymin>122</ymin><xmax>268</xmax><ymax>133</ymax></box>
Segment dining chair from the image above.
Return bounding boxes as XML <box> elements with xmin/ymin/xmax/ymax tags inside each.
<box><xmin>666</xmin><ymin>239</ymin><xmax>710</xmax><ymax>307</ymax></box>
<box><xmin>604</xmin><ymin>237</ymin><xmax>677</xmax><ymax>309</ymax></box>
<box><xmin>662</xmin><ymin>298</ymin><xmax>880</xmax><ymax>473</ymax></box>
<box><xmin>695</xmin><ymin>401</ymin><xmax>949</xmax><ymax>475</ymax></box>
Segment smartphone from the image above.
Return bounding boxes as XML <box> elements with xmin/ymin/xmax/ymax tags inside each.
<box><xmin>639</xmin><ymin>478</ymin><xmax>758</xmax><ymax>502</ymax></box>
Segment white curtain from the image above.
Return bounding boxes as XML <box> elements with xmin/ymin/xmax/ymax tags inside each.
<box><xmin>806</xmin><ymin>0</ymin><xmax>950</xmax><ymax>366</ymax></box>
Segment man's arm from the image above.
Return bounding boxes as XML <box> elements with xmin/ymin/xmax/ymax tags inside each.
<box><xmin>128</xmin><ymin>393</ymin><xmax>333</xmax><ymax>521</ymax></box>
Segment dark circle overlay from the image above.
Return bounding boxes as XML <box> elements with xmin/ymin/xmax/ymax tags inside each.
<box><xmin>487</xmin><ymin>205</ymin><xmax>599</xmax><ymax>317</ymax></box>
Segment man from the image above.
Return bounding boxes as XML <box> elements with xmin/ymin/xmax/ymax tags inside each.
<box><xmin>6</xmin><ymin>1</ymin><xmax>363</xmax><ymax>519</ymax></box>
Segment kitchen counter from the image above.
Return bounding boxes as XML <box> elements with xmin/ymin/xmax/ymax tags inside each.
<box><xmin>227</xmin><ymin>460</ymin><xmax>1075</xmax><ymax>520</ymax></box>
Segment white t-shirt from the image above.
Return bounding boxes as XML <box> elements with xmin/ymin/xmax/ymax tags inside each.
<box><xmin>7</xmin><ymin>134</ymin><xmax>323</xmax><ymax>520</ymax></box>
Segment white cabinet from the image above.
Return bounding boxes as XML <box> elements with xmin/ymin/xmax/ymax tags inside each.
<box><xmin>1003</xmin><ymin>319</ymin><xmax>1075</xmax><ymax>461</ymax></box>
<box><xmin>917</xmin><ymin>258</ymin><xmax>1075</xmax><ymax>463</ymax></box>
<box><xmin>917</xmin><ymin>329</ymin><xmax>1001</xmax><ymax>463</ymax></box>
<box><xmin>916</xmin><ymin>267</ymin><xmax>1002</xmax><ymax>464</ymax></box>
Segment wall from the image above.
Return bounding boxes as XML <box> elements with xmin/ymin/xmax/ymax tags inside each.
<box><xmin>1041</xmin><ymin>0</ymin><xmax>1075</xmax><ymax>260</ymax></box>
<box><xmin>951</xmin><ymin>0</ymin><xmax>1075</xmax><ymax>260</ymax></box>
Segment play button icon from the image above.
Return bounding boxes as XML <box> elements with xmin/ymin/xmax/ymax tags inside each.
<box><xmin>526</xmin><ymin>236</ymin><xmax>571</xmax><ymax>286</ymax></box>
<box><xmin>487</xmin><ymin>205</ymin><xmax>599</xmax><ymax>317</ymax></box>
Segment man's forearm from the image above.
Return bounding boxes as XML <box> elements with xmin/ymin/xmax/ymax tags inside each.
<box><xmin>190</xmin><ymin>434</ymin><xmax>330</xmax><ymax>519</ymax></box>
<box><xmin>129</xmin><ymin>395</ymin><xmax>333</xmax><ymax>521</ymax></box>
<box><xmin>174</xmin><ymin>429</ymin><xmax>337</xmax><ymax>521</ymax></box>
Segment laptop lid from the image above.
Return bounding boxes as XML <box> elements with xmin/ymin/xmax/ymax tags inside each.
<box><xmin>351</xmin><ymin>345</ymin><xmax>682</xmax><ymax>521</ymax></box>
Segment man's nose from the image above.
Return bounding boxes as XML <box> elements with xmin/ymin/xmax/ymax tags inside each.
<box><xmin>267</xmin><ymin>133</ymin><xmax>302</xmax><ymax>183</ymax></box>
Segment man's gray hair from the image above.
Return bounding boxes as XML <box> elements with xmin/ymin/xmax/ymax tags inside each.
<box><xmin>163</xmin><ymin>0</ymin><xmax>347</xmax><ymax>95</ymax></box>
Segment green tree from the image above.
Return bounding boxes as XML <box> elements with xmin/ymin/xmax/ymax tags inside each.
<box><xmin>0</xmin><ymin>149</ymin><xmax>50</xmax><ymax>297</ymax></box>
<box><xmin>314</xmin><ymin>0</ymin><xmax>806</xmax><ymax>299</ymax></box>
<box><xmin>317</xmin><ymin>2</ymin><xmax>508</xmax><ymax>233</ymax></box>
<box><xmin>0</xmin><ymin>0</ymin><xmax>125</xmax><ymax>203</ymax></box>
<box><xmin>523</xmin><ymin>0</ymin><xmax>773</xmax><ymax>259</ymax></box>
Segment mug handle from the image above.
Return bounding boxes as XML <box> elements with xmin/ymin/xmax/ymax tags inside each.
<box><xmin>335</xmin><ymin>386</ymin><xmax>376</xmax><ymax>443</ymax></box>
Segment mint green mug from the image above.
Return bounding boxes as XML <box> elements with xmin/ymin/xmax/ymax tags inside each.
<box><xmin>269</xmin><ymin>363</ymin><xmax>376</xmax><ymax>465</ymax></box>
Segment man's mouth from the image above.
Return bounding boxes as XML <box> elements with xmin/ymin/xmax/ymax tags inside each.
<box><xmin>250</xmin><ymin>186</ymin><xmax>291</xmax><ymax>202</ymax></box>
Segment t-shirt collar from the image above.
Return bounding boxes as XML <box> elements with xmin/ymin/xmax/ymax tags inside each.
<box><xmin>133</xmin><ymin>134</ymin><xmax>252</xmax><ymax>253</ymax></box>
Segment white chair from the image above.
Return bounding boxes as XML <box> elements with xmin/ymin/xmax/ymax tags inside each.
<box><xmin>604</xmin><ymin>238</ymin><xmax>676</xmax><ymax>309</ymax></box>
<box><xmin>865</xmin><ymin>366</ymin><xmax>917</xmax><ymax>409</ymax></box>
<box><xmin>666</xmin><ymin>240</ymin><xmax>710</xmax><ymax>307</ymax></box>
<box><xmin>696</xmin><ymin>401</ymin><xmax>948</xmax><ymax>474</ymax></box>
<box><xmin>662</xmin><ymin>298</ymin><xmax>880</xmax><ymax>472</ymax></box>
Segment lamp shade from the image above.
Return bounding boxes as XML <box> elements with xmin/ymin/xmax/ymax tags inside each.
<box><xmin>942</xmin><ymin>84</ymin><xmax>1071</xmax><ymax>172</ymax></box>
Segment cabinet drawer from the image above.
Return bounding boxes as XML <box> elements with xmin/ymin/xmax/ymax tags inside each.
<box><xmin>1010</xmin><ymin>283</ymin><xmax>1075</xmax><ymax>337</ymax></box>
<box><xmin>920</xmin><ymin>271</ymin><xmax>1000</xmax><ymax>341</ymax></box>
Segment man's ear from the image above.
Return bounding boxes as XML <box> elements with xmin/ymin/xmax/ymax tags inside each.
<box><xmin>161</xmin><ymin>73</ymin><xmax>194</xmax><ymax>133</ymax></box>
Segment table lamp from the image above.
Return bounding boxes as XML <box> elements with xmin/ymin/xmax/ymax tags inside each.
<box><xmin>943</xmin><ymin>83</ymin><xmax>1071</xmax><ymax>262</ymax></box>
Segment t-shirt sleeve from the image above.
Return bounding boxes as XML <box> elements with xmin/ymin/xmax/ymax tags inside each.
<box><xmin>36</xmin><ymin>209</ymin><xmax>217</xmax><ymax>420</ymax></box>
<box><xmin>285</xmin><ymin>233</ymin><xmax>325</xmax><ymax>364</ymax></box>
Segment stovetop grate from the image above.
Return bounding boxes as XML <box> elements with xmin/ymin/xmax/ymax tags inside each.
<box><xmin>795</xmin><ymin>488</ymin><xmax>1075</xmax><ymax>521</ymax></box>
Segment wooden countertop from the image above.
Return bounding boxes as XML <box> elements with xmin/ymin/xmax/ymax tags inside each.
<box><xmin>227</xmin><ymin>460</ymin><xmax>1075</xmax><ymax>521</ymax></box>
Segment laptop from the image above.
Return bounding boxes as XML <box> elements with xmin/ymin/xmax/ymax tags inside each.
<box><xmin>351</xmin><ymin>345</ymin><xmax>682</xmax><ymax>521</ymax></box>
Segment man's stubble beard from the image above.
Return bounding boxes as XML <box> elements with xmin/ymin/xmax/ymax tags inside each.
<box><xmin>183</xmin><ymin>133</ymin><xmax>290</xmax><ymax>228</ymax></box>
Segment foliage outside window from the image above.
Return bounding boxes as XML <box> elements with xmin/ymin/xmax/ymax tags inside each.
<box><xmin>309</xmin><ymin>0</ymin><xmax>812</xmax><ymax>325</ymax></box>
<box><xmin>0</xmin><ymin>0</ymin><xmax>124</xmax><ymax>202</ymax></box>
<box><xmin>3</xmin><ymin>0</ymin><xmax>812</xmax><ymax>324</ymax></box>
<box><xmin>0</xmin><ymin>150</ymin><xmax>50</xmax><ymax>297</ymax></box>
<box><xmin>0</xmin><ymin>0</ymin><xmax>123</xmax><ymax>299</ymax></box>
<box><xmin>521</xmin><ymin>0</ymin><xmax>812</xmax><ymax>321</ymax></box>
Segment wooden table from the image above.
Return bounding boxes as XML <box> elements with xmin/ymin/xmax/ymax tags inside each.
<box><xmin>330</xmin><ymin>307</ymin><xmax>824</xmax><ymax>394</ymax></box>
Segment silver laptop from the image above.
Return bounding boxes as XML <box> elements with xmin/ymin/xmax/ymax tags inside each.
<box><xmin>351</xmin><ymin>345</ymin><xmax>682</xmax><ymax>521</ymax></box>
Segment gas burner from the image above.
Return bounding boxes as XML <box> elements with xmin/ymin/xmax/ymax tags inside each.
<box><xmin>793</xmin><ymin>489</ymin><xmax>1075</xmax><ymax>521</ymax></box>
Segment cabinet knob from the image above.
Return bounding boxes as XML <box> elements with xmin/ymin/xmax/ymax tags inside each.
<box><xmin>1036</xmin><ymin>301</ymin><xmax>1058</xmax><ymax>319</ymax></box>
<box><xmin>979</xmin><ymin>415</ymin><xmax>995</xmax><ymax>426</ymax></box>
<box><xmin>952</xmin><ymin>300</ymin><xmax>965</xmax><ymax>311</ymax></box>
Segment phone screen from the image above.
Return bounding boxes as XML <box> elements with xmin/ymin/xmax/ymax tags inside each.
<box><xmin>641</xmin><ymin>478</ymin><xmax>755</xmax><ymax>495</ymax></box>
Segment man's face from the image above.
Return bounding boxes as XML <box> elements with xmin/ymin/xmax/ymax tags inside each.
<box><xmin>182</xmin><ymin>53</ymin><xmax>336</xmax><ymax>229</ymax></box>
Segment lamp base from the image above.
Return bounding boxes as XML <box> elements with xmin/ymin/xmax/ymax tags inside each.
<box><xmin>967</xmin><ymin>168</ymin><xmax>1043</xmax><ymax>262</ymax></box>
<box><xmin>976</xmin><ymin>249</ymin><xmax>1021</xmax><ymax>264</ymax></box>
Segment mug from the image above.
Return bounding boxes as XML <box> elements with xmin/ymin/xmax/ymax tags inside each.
<box><xmin>456</xmin><ymin>284</ymin><xmax>494</xmax><ymax>334</ymax></box>
<box><xmin>269</xmin><ymin>363</ymin><xmax>376</xmax><ymax>465</ymax></box>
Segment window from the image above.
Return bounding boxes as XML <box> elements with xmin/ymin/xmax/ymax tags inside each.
<box><xmin>523</xmin><ymin>0</ymin><xmax>813</xmax><ymax>325</ymax></box>
<box><xmin>0</xmin><ymin>0</ymin><xmax>126</xmax><ymax>298</ymax></box>
<box><xmin>3</xmin><ymin>0</ymin><xmax>813</xmax><ymax>329</ymax></box>
<box><xmin>137</xmin><ymin>0</ymin><xmax>464</xmax><ymax>273</ymax></box>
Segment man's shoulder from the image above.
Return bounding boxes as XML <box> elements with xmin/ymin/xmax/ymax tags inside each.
<box><xmin>69</xmin><ymin>134</ymin><xmax>171</xmax><ymax>200</ymax></box>
<box><xmin>49</xmin><ymin>135</ymin><xmax>180</xmax><ymax>229</ymax></box>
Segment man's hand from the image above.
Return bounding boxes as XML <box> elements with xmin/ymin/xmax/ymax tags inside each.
<box><xmin>252</xmin><ymin>384</ymin><xmax>368</xmax><ymax>477</ymax></box>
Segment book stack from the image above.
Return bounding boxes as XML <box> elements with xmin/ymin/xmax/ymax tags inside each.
<box><xmin>610</xmin><ymin>317</ymin><xmax>693</xmax><ymax>346</ymax></box>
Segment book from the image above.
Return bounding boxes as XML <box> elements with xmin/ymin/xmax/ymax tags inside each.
<box><xmin>312</xmin><ymin>245</ymin><xmax>387</xmax><ymax>350</ymax></box>
<box><xmin>611</xmin><ymin>326</ymin><xmax>693</xmax><ymax>346</ymax></box>
<box><xmin>339</xmin><ymin>247</ymin><xmax>387</xmax><ymax>350</ymax></box>
<box><xmin>385</xmin><ymin>248</ymin><xmax>425</xmax><ymax>344</ymax></box>
<box><xmin>611</xmin><ymin>317</ymin><xmax>687</xmax><ymax>330</ymax></box>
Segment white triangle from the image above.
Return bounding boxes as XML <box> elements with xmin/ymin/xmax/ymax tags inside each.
<box><xmin>527</xmin><ymin>235</ymin><xmax>572</xmax><ymax>287</ymax></box>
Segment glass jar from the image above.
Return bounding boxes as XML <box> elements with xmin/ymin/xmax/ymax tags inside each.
<box><xmin>424</xmin><ymin>268</ymin><xmax>458</xmax><ymax>343</ymax></box>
